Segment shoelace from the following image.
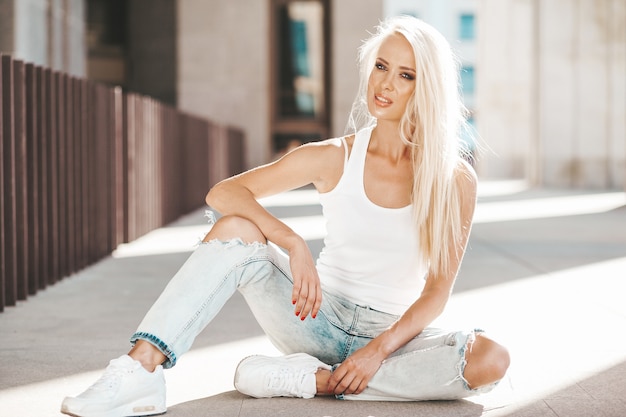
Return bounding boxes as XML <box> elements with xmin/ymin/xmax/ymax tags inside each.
<box><xmin>266</xmin><ymin>366</ymin><xmax>311</xmax><ymax>397</ymax></box>
<box><xmin>86</xmin><ymin>359</ymin><xmax>139</xmax><ymax>394</ymax></box>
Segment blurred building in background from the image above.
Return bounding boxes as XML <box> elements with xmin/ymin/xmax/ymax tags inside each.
<box><xmin>0</xmin><ymin>0</ymin><xmax>86</xmax><ymax>76</ymax></box>
<box><xmin>0</xmin><ymin>0</ymin><xmax>624</xmax><ymax>189</ymax></box>
<box><xmin>478</xmin><ymin>0</ymin><xmax>625</xmax><ymax>189</ymax></box>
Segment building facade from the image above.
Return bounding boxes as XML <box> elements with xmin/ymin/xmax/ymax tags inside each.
<box><xmin>0</xmin><ymin>0</ymin><xmax>86</xmax><ymax>76</ymax></box>
<box><xmin>1</xmin><ymin>0</ymin><xmax>624</xmax><ymax>189</ymax></box>
<box><xmin>477</xmin><ymin>0</ymin><xmax>625</xmax><ymax>189</ymax></box>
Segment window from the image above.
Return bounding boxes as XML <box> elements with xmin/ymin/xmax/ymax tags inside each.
<box><xmin>460</xmin><ymin>65</ymin><xmax>475</xmax><ymax>95</ymax></box>
<box><xmin>272</xmin><ymin>0</ymin><xmax>330</xmax><ymax>157</ymax></box>
<box><xmin>276</xmin><ymin>3</ymin><xmax>324</xmax><ymax>118</ymax></box>
<box><xmin>459</xmin><ymin>13</ymin><xmax>475</xmax><ymax>40</ymax></box>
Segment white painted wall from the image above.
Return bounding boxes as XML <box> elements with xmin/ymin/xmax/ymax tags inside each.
<box><xmin>477</xmin><ymin>0</ymin><xmax>625</xmax><ymax>189</ymax></box>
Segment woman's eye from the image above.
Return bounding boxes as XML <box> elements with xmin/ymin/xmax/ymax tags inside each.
<box><xmin>375</xmin><ymin>63</ymin><xmax>386</xmax><ymax>71</ymax></box>
<box><xmin>401</xmin><ymin>73</ymin><xmax>415</xmax><ymax>81</ymax></box>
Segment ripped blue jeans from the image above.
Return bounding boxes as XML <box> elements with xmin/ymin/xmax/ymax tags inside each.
<box><xmin>131</xmin><ymin>239</ymin><xmax>495</xmax><ymax>401</ymax></box>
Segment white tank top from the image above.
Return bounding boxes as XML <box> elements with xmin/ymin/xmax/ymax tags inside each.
<box><xmin>316</xmin><ymin>126</ymin><xmax>428</xmax><ymax>315</ymax></box>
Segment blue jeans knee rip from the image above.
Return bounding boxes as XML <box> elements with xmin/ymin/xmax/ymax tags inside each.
<box><xmin>453</xmin><ymin>329</ymin><xmax>498</xmax><ymax>395</ymax></box>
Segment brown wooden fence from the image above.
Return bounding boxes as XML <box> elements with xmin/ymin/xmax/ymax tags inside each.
<box><xmin>0</xmin><ymin>55</ymin><xmax>245</xmax><ymax>312</ymax></box>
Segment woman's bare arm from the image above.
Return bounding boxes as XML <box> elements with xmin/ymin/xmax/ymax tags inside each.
<box><xmin>206</xmin><ymin>139</ymin><xmax>344</xmax><ymax>320</ymax></box>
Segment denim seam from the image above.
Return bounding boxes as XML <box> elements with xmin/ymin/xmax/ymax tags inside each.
<box><xmin>130</xmin><ymin>332</ymin><xmax>177</xmax><ymax>368</ymax></box>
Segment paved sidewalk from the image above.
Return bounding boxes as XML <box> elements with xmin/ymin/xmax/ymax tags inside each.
<box><xmin>1</xmin><ymin>181</ymin><xmax>625</xmax><ymax>417</ymax></box>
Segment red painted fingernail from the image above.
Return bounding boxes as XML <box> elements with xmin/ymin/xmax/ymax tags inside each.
<box><xmin>300</xmin><ymin>315</ymin><xmax>306</xmax><ymax>321</ymax></box>
<box><xmin>292</xmin><ymin>299</ymin><xmax>296</xmax><ymax>305</ymax></box>
<box><xmin>312</xmin><ymin>313</ymin><xmax>317</xmax><ymax>319</ymax></box>
<box><xmin>295</xmin><ymin>311</ymin><xmax>300</xmax><ymax>316</ymax></box>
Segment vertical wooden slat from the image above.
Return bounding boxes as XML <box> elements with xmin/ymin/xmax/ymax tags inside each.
<box><xmin>65</xmin><ymin>75</ymin><xmax>75</xmax><ymax>275</ymax></box>
<box><xmin>152</xmin><ymin>98</ymin><xmax>160</xmax><ymax>230</ymax></box>
<box><xmin>182</xmin><ymin>115</ymin><xmax>208</xmax><ymax>214</ymax></box>
<box><xmin>132</xmin><ymin>94</ymin><xmax>143</xmax><ymax>239</ymax></box>
<box><xmin>113</xmin><ymin>87</ymin><xmax>124</xmax><ymax>247</ymax></box>
<box><xmin>2</xmin><ymin>55</ymin><xmax>18</xmax><ymax>307</ymax></box>
<box><xmin>36</xmin><ymin>66</ymin><xmax>49</xmax><ymax>291</ymax></box>
<box><xmin>108</xmin><ymin>88</ymin><xmax>119</xmax><ymax>250</ymax></box>
<box><xmin>89</xmin><ymin>82</ymin><xmax>99</xmax><ymax>260</ymax></box>
<box><xmin>92</xmin><ymin>84</ymin><xmax>105</xmax><ymax>258</ymax></box>
<box><xmin>107</xmin><ymin>88</ymin><xmax>116</xmax><ymax>253</ymax></box>
<box><xmin>102</xmin><ymin>87</ymin><xmax>112</xmax><ymax>251</ymax></box>
<box><xmin>81</xmin><ymin>80</ymin><xmax>92</xmax><ymax>264</ymax></box>
<box><xmin>141</xmin><ymin>96</ymin><xmax>150</xmax><ymax>235</ymax></box>
<box><xmin>73</xmin><ymin>78</ymin><xmax>85</xmax><ymax>270</ymax></box>
<box><xmin>90</xmin><ymin>83</ymin><xmax>100</xmax><ymax>260</ymax></box>
<box><xmin>161</xmin><ymin>106</ymin><xmax>181</xmax><ymax>224</ymax></box>
<box><xmin>13</xmin><ymin>59</ymin><xmax>29</xmax><ymax>301</ymax></box>
<box><xmin>149</xmin><ymin>98</ymin><xmax>155</xmax><ymax>231</ymax></box>
<box><xmin>228</xmin><ymin>128</ymin><xmax>245</xmax><ymax>178</ymax></box>
<box><xmin>140</xmin><ymin>97</ymin><xmax>148</xmax><ymax>236</ymax></box>
<box><xmin>46</xmin><ymin>69</ymin><xmax>60</xmax><ymax>285</ymax></box>
<box><xmin>56</xmin><ymin>72</ymin><xmax>68</xmax><ymax>280</ymax></box>
<box><xmin>0</xmin><ymin>55</ymin><xmax>5</xmax><ymax>312</ymax></box>
<box><xmin>142</xmin><ymin>96</ymin><xmax>149</xmax><ymax>236</ymax></box>
<box><xmin>25</xmin><ymin>63</ymin><xmax>40</xmax><ymax>296</ymax></box>
<box><xmin>124</xmin><ymin>94</ymin><xmax>135</xmax><ymax>242</ymax></box>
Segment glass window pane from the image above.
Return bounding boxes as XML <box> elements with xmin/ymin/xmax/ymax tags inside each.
<box><xmin>277</xmin><ymin>1</ymin><xmax>325</xmax><ymax>119</ymax></box>
<box><xmin>459</xmin><ymin>13</ymin><xmax>475</xmax><ymax>40</ymax></box>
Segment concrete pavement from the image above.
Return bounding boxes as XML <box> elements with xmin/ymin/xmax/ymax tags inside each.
<box><xmin>1</xmin><ymin>180</ymin><xmax>625</xmax><ymax>417</ymax></box>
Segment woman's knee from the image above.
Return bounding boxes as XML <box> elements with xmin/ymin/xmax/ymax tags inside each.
<box><xmin>203</xmin><ymin>215</ymin><xmax>267</xmax><ymax>244</ymax></box>
<box><xmin>463</xmin><ymin>333</ymin><xmax>510</xmax><ymax>389</ymax></box>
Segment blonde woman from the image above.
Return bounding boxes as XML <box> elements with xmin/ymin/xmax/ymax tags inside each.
<box><xmin>62</xmin><ymin>15</ymin><xmax>509</xmax><ymax>417</ymax></box>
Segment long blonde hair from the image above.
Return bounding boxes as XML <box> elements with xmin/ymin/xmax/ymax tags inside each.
<box><xmin>347</xmin><ymin>16</ymin><xmax>472</xmax><ymax>278</ymax></box>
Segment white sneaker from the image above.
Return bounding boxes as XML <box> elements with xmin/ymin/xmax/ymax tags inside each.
<box><xmin>234</xmin><ymin>353</ymin><xmax>331</xmax><ymax>399</ymax></box>
<box><xmin>61</xmin><ymin>355</ymin><xmax>166</xmax><ymax>417</ymax></box>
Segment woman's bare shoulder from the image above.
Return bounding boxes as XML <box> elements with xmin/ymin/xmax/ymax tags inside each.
<box><xmin>292</xmin><ymin>136</ymin><xmax>352</xmax><ymax>192</ymax></box>
<box><xmin>302</xmin><ymin>135</ymin><xmax>353</xmax><ymax>152</ymax></box>
<box><xmin>294</xmin><ymin>135</ymin><xmax>353</xmax><ymax>162</ymax></box>
<box><xmin>453</xmin><ymin>159</ymin><xmax>478</xmax><ymax>211</ymax></box>
<box><xmin>454</xmin><ymin>158</ymin><xmax>477</xmax><ymax>188</ymax></box>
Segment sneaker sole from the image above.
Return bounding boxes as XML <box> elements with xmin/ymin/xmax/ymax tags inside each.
<box><xmin>60</xmin><ymin>399</ymin><xmax>166</xmax><ymax>417</ymax></box>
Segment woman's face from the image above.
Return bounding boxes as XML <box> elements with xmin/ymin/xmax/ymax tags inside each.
<box><xmin>367</xmin><ymin>33</ymin><xmax>416</xmax><ymax>123</ymax></box>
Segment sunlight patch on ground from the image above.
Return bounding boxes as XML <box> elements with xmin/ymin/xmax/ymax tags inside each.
<box><xmin>477</xmin><ymin>179</ymin><xmax>529</xmax><ymax>197</ymax></box>
<box><xmin>474</xmin><ymin>192</ymin><xmax>625</xmax><ymax>224</ymax></box>
<box><xmin>435</xmin><ymin>256</ymin><xmax>626</xmax><ymax>415</ymax></box>
<box><xmin>112</xmin><ymin>225</ymin><xmax>208</xmax><ymax>258</ymax></box>
<box><xmin>0</xmin><ymin>336</ymin><xmax>280</xmax><ymax>417</ymax></box>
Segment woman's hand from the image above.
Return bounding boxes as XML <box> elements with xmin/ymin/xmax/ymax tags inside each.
<box><xmin>288</xmin><ymin>238</ymin><xmax>322</xmax><ymax>321</ymax></box>
<box><xmin>326</xmin><ymin>346</ymin><xmax>385</xmax><ymax>395</ymax></box>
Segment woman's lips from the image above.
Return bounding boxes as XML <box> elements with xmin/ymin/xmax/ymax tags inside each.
<box><xmin>375</xmin><ymin>94</ymin><xmax>392</xmax><ymax>106</ymax></box>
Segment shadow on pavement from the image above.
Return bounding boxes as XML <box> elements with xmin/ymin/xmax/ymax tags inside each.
<box><xmin>167</xmin><ymin>390</ymin><xmax>486</xmax><ymax>417</ymax></box>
